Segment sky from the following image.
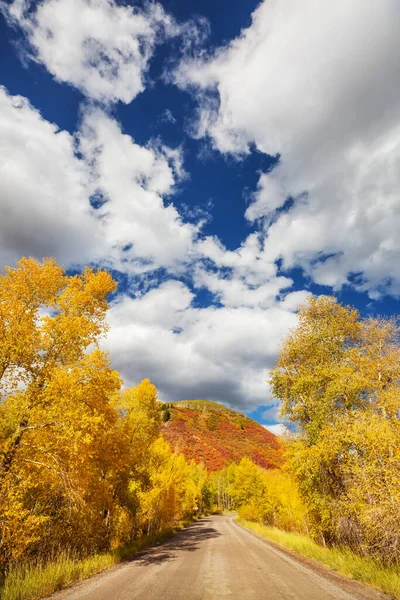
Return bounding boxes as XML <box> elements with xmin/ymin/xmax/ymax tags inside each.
<box><xmin>1</xmin><ymin>0</ymin><xmax>399</xmax><ymax>434</ymax></box>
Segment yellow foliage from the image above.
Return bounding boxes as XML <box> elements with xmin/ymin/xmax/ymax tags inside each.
<box><xmin>0</xmin><ymin>258</ymin><xmax>209</xmax><ymax>574</ymax></box>
<box><xmin>209</xmin><ymin>457</ymin><xmax>307</xmax><ymax>532</ymax></box>
<box><xmin>271</xmin><ymin>295</ymin><xmax>400</xmax><ymax>564</ymax></box>
<box><xmin>261</xmin><ymin>469</ymin><xmax>306</xmax><ymax>533</ymax></box>
<box><xmin>227</xmin><ymin>458</ymin><xmax>266</xmax><ymax>509</ymax></box>
<box><xmin>137</xmin><ymin>437</ymin><xmax>203</xmax><ymax>535</ymax></box>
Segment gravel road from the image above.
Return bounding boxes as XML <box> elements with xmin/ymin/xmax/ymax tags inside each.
<box><xmin>48</xmin><ymin>515</ymin><xmax>388</xmax><ymax>600</ymax></box>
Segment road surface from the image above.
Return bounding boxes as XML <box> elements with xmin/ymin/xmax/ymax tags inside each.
<box><xmin>49</xmin><ymin>515</ymin><xmax>387</xmax><ymax>600</ymax></box>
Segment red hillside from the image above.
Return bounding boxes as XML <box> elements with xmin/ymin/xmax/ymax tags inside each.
<box><xmin>160</xmin><ymin>400</ymin><xmax>283</xmax><ymax>472</ymax></box>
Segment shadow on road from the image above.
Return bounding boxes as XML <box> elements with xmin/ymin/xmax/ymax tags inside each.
<box><xmin>130</xmin><ymin>518</ymin><xmax>221</xmax><ymax>566</ymax></box>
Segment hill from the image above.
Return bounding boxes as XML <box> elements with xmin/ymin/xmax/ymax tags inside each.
<box><xmin>160</xmin><ymin>400</ymin><xmax>283</xmax><ymax>472</ymax></box>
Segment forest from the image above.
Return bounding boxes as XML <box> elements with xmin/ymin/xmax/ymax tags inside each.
<box><xmin>1</xmin><ymin>258</ymin><xmax>399</xmax><ymax>597</ymax></box>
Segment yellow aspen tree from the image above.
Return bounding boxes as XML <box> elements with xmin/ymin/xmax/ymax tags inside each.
<box><xmin>137</xmin><ymin>437</ymin><xmax>200</xmax><ymax>536</ymax></box>
<box><xmin>0</xmin><ymin>257</ymin><xmax>116</xmax><ymax>474</ymax></box>
<box><xmin>270</xmin><ymin>295</ymin><xmax>400</xmax><ymax>560</ymax></box>
<box><xmin>227</xmin><ymin>458</ymin><xmax>266</xmax><ymax>510</ymax></box>
<box><xmin>0</xmin><ymin>257</ymin><xmax>119</xmax><ymax>565</ymax></box>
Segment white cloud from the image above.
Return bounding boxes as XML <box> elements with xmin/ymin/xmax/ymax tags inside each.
<box><xmin>7</xmin><ymin>0</ymin><xmax>375</xmax><ymax>412</ymax></box>
<box><xmin>107</xmin><ymin>280</ymin><xmax>194</xmax><ymax>330</ymax></box>
<box><xmin>0</xmin><ymin>86</ymin><xmax>100</xmax><ymax>267</ymax></box>
<box><xmin>263</xmin><ymin>424</ymin><xmax>290</xmax><ymax>438</ymax></box>
<box><xmin>0</xmin><ymin>87</ymin><xmax>196</xmax><ymax>274</ymax></box>
<box><xmin>279</xmin><ymin>290</ymin><xmax>312</xmax><ymax>312</ymax></box>
<box><xmin>197</xmin><ymin>233</ymin><xmax>278</xmax><ymax>287</ymax></box>
<box><xmin>3</xmin><ymin>0</ymin><xmax>177</xmax><ymax>103</ymax></box>
<box><xmin>194</xmin><ymin>267</ymin><xmax>292</xmax><ymax>309</ymax></box>
<box><xmin>176</xmin><ymin>0</ymin><xmax>400</xmax><ymax>297</ymax></box>
<box><xmin>245</xmin><ymin>174</ymin><xmax>286</xmax><ymax>223</ymax></box>
<box><xmin>193</xmin><ymin>233</ymin><xmax>312</xmax><ymax>311</ymax></box>
<box><xmin>261</xmin><ymin>404</ymin><xmax>280</xmax><ymax>422</ymax></box>
<box><xmin>104</xmin><ymin>279</ymin><xmax>301</xmax><ymax>409</ymax></box>
<box><xmin>79</xmin><ymin>107</ymin><xmax>197</xmax><ymax>273</ymax></box>
<box><xmin>161</xmin><ymin>109</ymin><xmax>177</xmax><ymax>125</ymax></box>
<box><xmin>0</xmin><ymin>84</ymin><xmax>301</xmax><ymax>410</ymax></box>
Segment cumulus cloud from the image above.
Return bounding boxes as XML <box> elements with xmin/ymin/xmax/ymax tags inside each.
<box><xmin>103</xmin><ymin>279</ymin><xmax>302</xmax><ymax>409</ymax></box>
<box><xmin>3</xmin><ymin>0</ymin><xmax>177</xmax><ymax>103</ymax></box>
<box><xmin>197</xmin><ymin>233</ymin><xmax>277</xmax><ymax>287</ymax></box>
<box><xmin>263</xmin><ymin>424</ymin><xmax>290</xmax><ymax>438</ymax></box>
<box><xmin>0</xmin><ymin>87</ymin><xmax>196</xmax><ymax>273</ymax></box>
<box><xmin>79</xmin><ymin>107</ymin><xmax>197</xmax><ymax>273</ymax></box>
<box><xmin>0</xmin><ymin>86</ymin><xmax>100</xmax><ymax>267</ymax></box>
<box><xmin>194</xmin><ymin>233</ymin><xmax>311</xmax><ymax>311</ymax></box>
<box><xmin>176</xmin><ymin>0</ymin><xmax>400</xmax><ymax>297</ymax></box>
<box><xmin>194</xmin><ymin>267</ymin><xmax>292</xmax><ymax>309</ymax></box>
<box><xmin>261</xmin><ymin>404</ymin><xmax>280</xmax><ymax>422</ymax></box>
<box><xmin>3</xmin><ymin>0</ymin><xmax>354</xmax><ymax>413</ymax></box>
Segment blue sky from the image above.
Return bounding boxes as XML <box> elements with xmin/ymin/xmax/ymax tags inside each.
<box><xmin>1</xmin><ymin>0</ymin><xmax>399</xmax><ymax>434</ymax></box>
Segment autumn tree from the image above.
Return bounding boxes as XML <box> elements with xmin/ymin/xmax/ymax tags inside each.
<box><xmin>112</xmin><ymin>380</ymin><xmax>208</xmax><ymax>539</ymax></box>
<box><xmin>227</xmin><ymin>458</ymin><xmax>265</xmax><ymax>510</ymax></box>
<box><xmin>260</xmin><ymin>468</ymin><xmax>306</xmax><ymax>532</ymax></box>
<box><xmin>0</xmin><ymin>257</ymin><xmax>120</xmax><ymax>564</ymax></box>
<box><xmin>270</xmin><ymin>296</ymin><xmax>400</xmax><ymax>562</ymax></box>
<box><xmin>0</xmin><ymin>257</ymin><xmax>117</xmax><ymax>470</ymax></box>
<box><xmin>108</xmin><ymin>379</ymin><xmax>165</xmax><ymax>546</ymax></box>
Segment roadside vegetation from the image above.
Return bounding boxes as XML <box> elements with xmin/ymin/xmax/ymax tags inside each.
<box><xmin>271</xmin><ymin>296</ymin><xmax>400</xmax><ymax>567</ymax></box>
<box><xmin>1</xmin><ymin>529</ymin><xmax>175</xmax><ymax>600</ymax></box>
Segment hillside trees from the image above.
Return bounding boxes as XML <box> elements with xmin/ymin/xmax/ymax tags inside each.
<box><xmin>160</xmin><ymin>400</ymin><xmax>283</xmax><ymax>472</ymax></box>
<box><xmin>270</xmin><ymin>296</ymin><xmax>400</xmax><ymax>563</ymax></box>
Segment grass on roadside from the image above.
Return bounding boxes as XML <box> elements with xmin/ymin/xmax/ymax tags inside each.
<box><xmin>237</xmin><ymin>518</ymin><xmax>400</xmax><ymax>599</ymax></box>
<box><xmin>0</xmin><ymin>527</ymin><xmax>179</xmax><ymax>600</ymax></box>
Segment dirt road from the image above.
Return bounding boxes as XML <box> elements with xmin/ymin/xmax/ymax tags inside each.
<box><xmin>49</xmin><ymin>515</ymin><xmax>387</xmax><ymax>600</ymax></box>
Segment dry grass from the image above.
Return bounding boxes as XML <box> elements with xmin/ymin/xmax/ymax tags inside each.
<box><xmin>0</xmin><ymin>529</ymin><xmax>176</xmax><ymax>600</ymax></box>
<box><xmin>237</xmin><ymin>518</ymin><xmax>400</xmax><ymax>599</ymax></box>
